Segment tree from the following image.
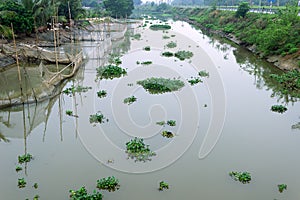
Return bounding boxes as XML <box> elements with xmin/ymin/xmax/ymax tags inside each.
<box><xmin>103</xmin><ymin>0</ymin><xmax>134</xmax><ymax>18</ymax></box>
<box><xmin>133</xmin><ymin>0</ymin><xmax>142</xmax><ymax>6</ymax></box>
<box><xmin>235</xmin><ymin>2</ymin><xmax>250</xmax><ymax>18</ymax></box>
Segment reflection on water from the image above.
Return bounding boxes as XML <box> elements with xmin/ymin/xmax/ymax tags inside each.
<box><xmin>0</xmin><ymin>21</ymin><xmax>300</xmax><ymax>200</ymax></box>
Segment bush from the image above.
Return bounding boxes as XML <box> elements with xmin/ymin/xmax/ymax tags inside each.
<box><xmin>235</xmin><ymin>2</ymin><xmax>250</xmax><ymax>18</ymax></box>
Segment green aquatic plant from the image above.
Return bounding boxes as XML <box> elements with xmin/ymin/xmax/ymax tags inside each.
<box><xmin>229</xmin><ymin>171</ymin><xmax>251</xmax><ymax>184</ymax></box>
<box><xmin>143</xmin><ymin>46</ymin><xmax>151</xmax><ymax>51</ymax></box>
<box><xmin>137</xmin><ymin>77</ymin><xmax>185</xmax><ymax>94</ymax></box>
<box><xmin>126</xmin><ymin>137</ymin><xmax>156</xmax><ymax>162</ymax></box>
<box><xmin>271</xmin><ymin>105</ymin><xmax>287</xmax><ymax>113</ymax></box>
<box><xmin>89</xmin><ymin>112</ymin><xmax>107</xmax><ymax>124</ymax></box>
<box><xmin>63</xmin><ymin>85</ymin><xmax>92</xmax><ymax>96</ymax></box>
<box><xmin>66</xmin><ymin>110</ymin><xmax>73</xmax><ymax>116</ymax></box>
<box><xmin>166</xmin><ymin>41</ymin><xmax>177</xmax><ymax>48</ymax></box>
<box><xmin>162</xmin><ymin>51</ymin><xmax>174</xmax><ymax>57</ymax></box>
<box><xmin>278</xmin><ymin>184</ymin><xmax>287</xmax><ymax>193</ymax></box>
<box><xmin>156</xmin><ymin>121</ymin><xmax>166</xmax><ymax>126</ymax></box>
<box><xmin>15</xmin><ymin>166</ymin><xmax>22</xmax><ymax>172</ymax></box>
<box><xmin>158</xmin><ymin>181</ymin><xmax>169</xmax><ymax>191</ymax></box>
<box><xmin>141</xmin><ymin>61</ymin><xmax>153</xmax><ymax>65</ymax></box>
<box><xmin>123</xmin><ymin>96</ymin><xmax>137</xmax><ymax>105</ymax></box>
<box><xmin>150</xmin><ymin>24</ymin><xmax>171</xmax><ymax>30</ymax></box>
<box><xmin>198</xmin><ymin>70</ymin><xmax>209</xmax><ymax>77</ymax></box>
<box><xmin>18</xmin><ymin>178</ymin><xmax>26</xmax><ymax>188</ymax></box>
<box><xmin>96</xmin><ymin>65</ymin><xmax>127</xmax><ymax>80</ymax></box>
<box><xmin>161</xmin><ymin>131</ymin><xmax>174</xmax><ymax>138</ymax></box>
<box><xmin>132</xmin><ymin>33</ymin><xmax>141</xmax><ymax>40</ymax></box>
<box><xmin>33</xmin><ymin>195</ymin><xmax>40</xmax><ymax>200</ymax></box>
<box><xmin>167</xmin><ymin>120</ymin><xmax>176</xmax><ymax>126</ymax></box>
<box><xmin>188</xmin><ymin>77</ymin><xmax>202</xmax><ymax>86</ymax></box>
<box><xmin>69</xmin><ymin>186</ymin><xmax>103</xmax><ymax>200</ymax></box>
<box><xmin>97</xmin><ymin>90</ymin><xmax>107</xmax><ymax>98</ymax></box>
<box><xmin>113</xmin><ymin>57</ymin><xmax>122</xmax><ymax>65</ymax></box>
<box><xmin>97</xmin><ymin>176</ymin><xmax>120</xmax><ymax>192</ymax></box>
<box><xmin>33</xmin><ymin>183</ymin><xmax>38</xmax><ymax>189</ymax></box>
<box><xmin>175</xmin><ymin>50</ymin><xmax>194</xmax><ymax>61</ymax></box>
<box><xmin>18</xmin><ymin>153</ymin><xmax>33</xmax><ymax>164</ymax></box>
<box><xmin>162</xmin><ymin>35</ymin><xmax>170</xmax><ymax>39</ymax></box>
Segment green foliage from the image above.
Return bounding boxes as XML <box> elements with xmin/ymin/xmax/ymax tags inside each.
<box><xmin>132</xmin><ymin>33</ymin><xmax>141</xmax><ymax>40</ymax></box>
<box><xmin>162</xmin><ymin>35</ymin><xmax>170</xmax><ymax>39</ymax></box>
<box><xmin>123</xmin><ymin>96</ymin><xmax>137</xmax><ymax>105</ymax></box>
<box><xmin>141</xmin><ymin>61</ymin><xmax>153</xmax><ymax>65</ymax></box>
<box><xmin>89</xmin><ymin>112</ymin><xmax>107</xmax><ymax>124</ymax></box>
<box><xmin>66</xmin><ymin>110</ymin><xmax>73</xmax><ymax>116</ymax></box>
<box><xmin>33</xmin><ymin>195</ymin><xmax>40</xmax><ymax>200</ymax></box>
<box><xmin>137</xmin><ymin>77</ymin><xmax>185</xmax><ymax>94</ymax></box>
<box><xmin>158</xmin><ymin>181</ymin><xmax>169</xmax><ymax>191</ymax></box>
<box><xmin>167</xmin><ymin>120</ymin><xmax>176</xmax><ymax>126</ymax></box>
<box><xmin>143</xmin><ymin>46</ymin><xmax>151</xmax><ymax>51</ymax></box>
<box><xmin>198</xmin><ymin>70</ymin><xmax>210</xmax><ymax>77</ymax></box>
<box><xmin>174</xmin><ymin>50</ymin><xmax>194</xmax><ymax>60</ymax></box>
<box><xmin>161</xmin><ymin>131</ymin><xmax>174</xmax><ymax>138</ymax></box>
<box><xmin>63</xmin><ymin>85</ymin><xmax>92</xmax><ymax>96</ymax></box>
<box><xmin>18</xmin><ymin>178</ymin><xmax>26</xmax><ymax>188</ymax></box>
<box><xmin>278</xmin><ymin>184</ymin><xmax>287</xmax><ymax>193</ymax></box>
<box><xmin>0</xmin><ymin>24</ymin><xmax>13</xmax><ymax>39</ymax></box>
<box><xmin>69</xmin><ymin>186</ymin><xmax>103</xmax><ymax>200</ymax></box>
<box><xmin>156</xmin><ymin>121</ymin><xmax>166</xmax><ymax>126</ymax></box>
<box><xmin>97</xmin><ymin>90</ymin><xmax>107</xmax><ymax>98</ymax></box>
<box><xmin>33</xmin><ymin>183</ymin><xmax>38</xmax><ymax>189</ymax></box>
<box><xmin>166</xmin><ymin>41</ymin><xmax>177</xmax><ymax>48</ymax></box>
<box><xmin>162</xmin><ymin>51</ymin><xmax>174</xmax><ymax>57</ymax></box>
<box><xmin>96</xmin><ymin>65</ymin><xmax>127</xmax><ymax>80</ymax></box>
<box><xmin>18</xmin><ymin>153</ymin><xmax>33</xmax><ymax>164</ymax></box>
<box><xmin>235</xmin><ymin>2</ymin><xmax>250</xmax><ymax>18</ymax></box>
<box><xmin>125</xmin><ymin>137</ymin><xmax>156</xmax><ymax>162</ymax></box>
<box><xmin>149</xmin><ymin>24</ymin><xmax>171</xmax><ymax>30</ymax></box>
<box><xmin>229</xmin><ymin>171</ymin><xmax>251</xmax><ymax>184</ymax></box>
<box><xmin>103</xmin><ymin>0</ymin><xmax>134</xmax><ymax>18</ymax></box>
<box><xmin>96</xmin><ymin>176</ymin><xmax>120</xmax><ymax>192</ymax></box>
<box><xmin>15</xmin><ymin>165</ymin><xmax>22</xmax><ymax>172</ymax></box>
<box><xmin>271</xmin><ymin>105</ymin><xmax>287</xmax><ymax>113</ymax></box>
<box><xmin>188</xmin><ymin>77</ymin><xmax>202</xmax><ymax>85</ymax></box>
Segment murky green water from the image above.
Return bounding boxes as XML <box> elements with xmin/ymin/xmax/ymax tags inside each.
<box><xmin>0</xmin><ymin>20</ymin><xmax>300</xmax><ymax>200</ymax></box>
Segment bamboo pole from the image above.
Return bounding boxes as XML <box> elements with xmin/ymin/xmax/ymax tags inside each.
<box><xmin>11</xmin><ymin>23</ymin><xmax>24</xmax><ymax>103</ymax></box>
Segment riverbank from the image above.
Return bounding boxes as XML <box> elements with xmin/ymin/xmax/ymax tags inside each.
<box><xmin>171</xmin><ymin>7</ymin><xmax>300</xmax><ymax>71</ymax></box>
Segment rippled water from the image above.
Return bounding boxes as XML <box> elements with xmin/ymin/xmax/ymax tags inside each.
<box><xmin>0</xmin><ymin>20</ymin><xmax>300</xmax><ymax>200</ymax></box>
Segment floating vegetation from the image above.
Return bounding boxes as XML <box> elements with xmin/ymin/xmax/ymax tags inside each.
<box><xmin>167</xmin><ymin>120</ymin><xmax>176</xmax><ymax>126</ymax></box>
<box><xmin>158</xmin><ymin>181</ymin><xmax>169</xmax><ymax>191</ymax></box>
<box><xmin>163</xmin><ymin>35</ymin><xmax>170</xmax><ymax>39</ymax></box>
<box><xmin>97</xmin><ymin>90</ymin><xmax>107</xmax><ymax>98</ymax></box>
<box><xmin>161</xmin><ymin>131</ymin><xmax>174</xmax><ymax>138</ymax></box>
<box><xmin>156</xmin><ymin>121</ymin><xmax>166</xmax><ymax>126</ymax></box>
<box><xmin>271</xmin><ymin>105</ymin><xmax>287</xmax><ymax>113</ymax></box>
<box><xmin>123</xmin><ymin>96</ymin><xmax>137</xmax><ymax>105</ymax></box>
<box><xmin>188</xmin><ymin>77</ymin><xmax>202</xmax><ymax>86</ymax></box>
<box><xmin>33</xmin><ymin>183</ymin><xmax>38</xmax><ymax>189</ymax></box>
<box><xmin>166</xmin><ymin>41</ymin><xmax>177</xmax><ymax>48</ymax></box>
<box><xmin>69</xmin><ymin>186</ymin><xmax>103</xmax><ymax>200</ymax></box>
<box><xmin>33</xmin><ymin>195</ymin><xmax>40</xmax><ymax>200</ymax></box>
<box><xmin>66</xmin><ymin>110</ymin><xmax>73</xmax><ymax>116</ymax></box>
<box><xmin>113</xmin><ymin>57</ymin><xmax>122</xmax><ymax>65</ymax></box>
<box><xmin>171</xmin><ymin>35</ymin><xmax>176</xmax><ymax>37</ymax></box>
<box><xmin>143</xmin><ymin>46</ymin><xmax>151</xmax><ymax>51</ymax></box>
<box><xmin>97</xmin><ymin>176</ymin><xmax>120</xmax><ymax>192</ymax></box>
<box><xmin>149</xmin><ymin>24</ymin><xmax>171</xmax><ymax>30</ymax></box>
<box><xmin>291</xmin><ymin>122</ymin><xmax>300</xmax><ymax>130</ymax></box>
<box><xmin>18</xmin><ymin>153</ymin><xmax>33</xmax><ymax>164</ymax></box>
<box><xmin>96</xmin><ymin>65</ymin><xmax>127</xmax><ymax>80</ymax></box>
<box><xmin>136</xmin><ymin>61</ymin><xmax>140</xmax><ymax>64</ymax></box>
<box><xmin>89</xmin><ymin>112</ymin><xmax>107</xmax><ymax>124</ymax></box>
<box><xmin>132</xmin><ymin>33</ymin><xmax>141</xmax><ymax>40</ymax></box>
<box><xmin>162</xmin><ymin>51</ymin><xmax>174</xmax><ymax>57</ymax></box>
<box><xmin>15</xmin><ymin>166</ymin><xmax>22</xmax><ymax>172</ymax></box>
<box><xmin>270</xmin><ymin>70</ymin><xmax>300</xmax><ymax>98</ymax></box>
<box><xmin>229</xmin><ymin>171</ymin><xmax>251</xmax><ymax>184</ymax></box>
<box><xmin>198</xmin><ymin>70</ymin><xmax>209</xmax><ymax>77</ymax></box>
<box><xmin>18</xmin><ymin>178</ymin><xmax>26</xmax><ymax>188</ymax></box>
<box><xmin>278</xmin><ymin>184</ymin><xmax>287</xmax><ymax>193</ymax></box>
<box><xmin>126</xmin><ymin>137</ymin><xmax>156</xmax><ymax>162</ymax></box>
<box><xmin>141</xmin><ymin>61</ymin><xmax>153</xmax><ymax>65</ymax></box>
<box><xmin>63</xmin><ymin>85</ymin><xmax>92</xmax><ymax>96</ymax></box>
<box><xmin>137</xmin><ymin>77</ymin><xmax>184</xmax><ymax>94</ymax></box>
<box><xmin>174</xmin><ymin>50</ymin><xmax>194</xmax><ymax>61</ymax></box>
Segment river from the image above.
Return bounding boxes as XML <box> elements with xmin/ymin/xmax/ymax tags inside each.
<box><xmin>0</xmin><ymin>20</ymin><xmax>299</xmax><ymax>200</ymax></box>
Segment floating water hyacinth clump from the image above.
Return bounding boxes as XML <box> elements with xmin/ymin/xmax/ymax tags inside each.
<box><xmin>97</xmin><ymin>90</ymin><xmax>107</xmax><ymax>98</ymax></box>
<box><xmin>271</xmin><ymin>105</ymin><xmax>287</xmax><ymax>113</ymax></box>
<box><xmin>137</xmin><ymin>77</ymin><xmax>184</xmax><ymax>94</ymax></box>
<box><xmin>166</xmin><ymin>41</ymin><xmax>177</xmax><ymax>48</ymax></box>
<box><xmin>125</xmin><ymin>137</ymin><xmax>156</xmax><ymax>162</ymax></box>
<box><xmin>229</xmin><ymin>171</ymin><xmax>251</xmax><ymax>184</ymax></box>
<box><xmin>89</xmin><ymin>112</ymin><xmax>108</xmax><ymax>124</ymax></box>
<box><xmin>97</xmin><ymin>176</ymin><xmax>120</xmax><ymax>192</ymax></box>
<box><xmin>174</xmin><ymin>50</ymin><xmax>194</xmax><ymax>61</ymax></box>
<box><xmin>158</xmin><ymin>181</ymin><xmax>169</xmax><ymax>191</ymax></box>
<box><xmin>161</xmin><ymin>131</ymin><xmax>174</xmax><ymax>138</ymax></box>
<box><xmin>63</xmin><ymin>85</ymin><xmax>92</xmax><ymax>96</ymax></box>
<box><xmin>18</xmin><ymin>153</ymin><xmax>33</xmax><ymax>164</ymax></box>
<box><xmin>278</xmin><ymin>184</ymin><xmax>287</xmax><ymax>193</ymax></box>
<box><xmin>150</xmin><ymin>24</ymin><xmax>171</xmax><ymax>30</ymax></box>
<box><xmin>69</xmin><ymin>186</ymin><xmax>103</xmax><ymax>200</ymax></box>
<box><xmin>123</xmin><ymin>96</ymin><xmax>137</xmax><ymax>105</ymax></box>
<box><xmin>96</xmin><ymin>65</ymin><xmax>127</xmax><ymax>80</ymax></box>
<box><xmin>18</xmin><ymin>178</ymin><xmax>26</xmax><ymax>188</ymax></box>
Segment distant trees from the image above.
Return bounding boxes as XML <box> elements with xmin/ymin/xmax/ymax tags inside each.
<box><xmin>103</xmin><ymin>0</ymin><xmax>134</xmax><ymax>18</ymax></box>
<box><xmin>235</xmin><ymin>2</ymin><xmax>250</xmax><ymax>18</ymax></box>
